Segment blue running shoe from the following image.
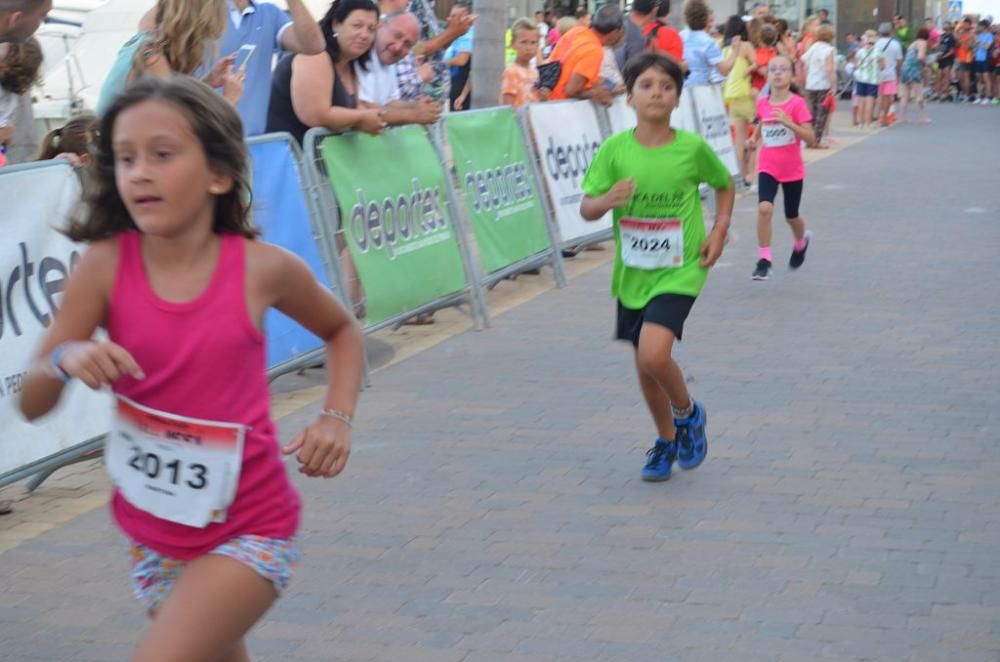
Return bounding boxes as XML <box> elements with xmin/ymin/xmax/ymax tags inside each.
<box><xmin>642</xmin><ymin>438</ymin><xmax>677</xmax><ymax>482</ymax></box>
<box><xmin>675</xmin><ymin>401</ymin><xmax>707</xmax><ymax>470</ymax></box>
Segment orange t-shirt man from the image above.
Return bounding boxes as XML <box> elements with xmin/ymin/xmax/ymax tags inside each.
<box><xmin>547</xmin><ymin>25</ymin><xmax>605</xmax><ymax>101</ymax></box>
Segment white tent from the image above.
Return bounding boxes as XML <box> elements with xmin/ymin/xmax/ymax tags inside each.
<box><xmin>33</xmin><ymin>0</ymin><xmax>156</xmax><ymax>129</ymax></box>
<box><xmin>32</xmin><ymin>0</ymin><xmax>333</xmax><ymax>130</ymax></box>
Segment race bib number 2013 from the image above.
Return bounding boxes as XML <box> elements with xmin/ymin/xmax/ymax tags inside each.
<box><xmin>619</xmin><ymin>217</ymin><xmax>684</xmax><ymax>270</ymax></box>
<box><xmin>105</xmin><ymin>396</ymin><xmax>246</xmax><ymax>529</ymax></box>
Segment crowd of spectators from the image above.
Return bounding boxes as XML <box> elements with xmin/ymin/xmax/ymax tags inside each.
<box><xmin>2</xmin><ymin>0</ymin><xmax>997</xmax><ymax>175</ymax></box>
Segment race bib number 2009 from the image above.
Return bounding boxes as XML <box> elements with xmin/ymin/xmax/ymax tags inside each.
<box><xmin>105</xmin><ymin>396</ymin><xmax>246</xmax><ymax>528</ymax></box>
<box><xmin>619</xmin><ymin>217</ymin><xmax>684</xmax><ymax>270</ymax></box>
<box><xmin>761</xmin><ymin>122</ymin><xmax>796</xmax><ymax>147</ymax></box>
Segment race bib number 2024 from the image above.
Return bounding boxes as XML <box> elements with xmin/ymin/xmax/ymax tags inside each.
<box><xmin>619</xmin><ymin>217</ymin><xmax>684</xmax><ymax>270</ymax></box>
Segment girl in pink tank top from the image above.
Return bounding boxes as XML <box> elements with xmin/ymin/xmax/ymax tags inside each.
<box><xmin>19</xmin><ymin>76</ymin><xmax>364</xmax><ymax>661</ymax></box>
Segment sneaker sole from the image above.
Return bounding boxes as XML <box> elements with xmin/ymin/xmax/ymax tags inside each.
<box><xmin>641</xmin><ymin>473</ymin><xmax>671</xmax><ymax>482</ymax></box>
<box><xmin>752</xmin><ymin>274</ymin><xmax>769</xmax><ymax>281</ymax></box>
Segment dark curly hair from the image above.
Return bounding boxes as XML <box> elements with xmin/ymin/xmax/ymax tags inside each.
<box><xmin>67</xmin><ymin>75</ymin><xmax>256</xmax><ymax>242</ymax></box>
<box><xmin>0</xmin><ymin>36</ymin><xmax>43</xmax><ymax>95</ymax></box>
<box><xmin>320</xmin><ymin>0</ymin><xmax>379</xmax><ymax>71</ymax></box>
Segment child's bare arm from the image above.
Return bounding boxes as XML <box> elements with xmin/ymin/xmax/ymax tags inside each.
<box><xmin>20</xmin><ymin>241</ymin><xmax>141</xmax><ymax>421</ymax></box>
<box><xmin>266</xmin><ymin>246</ymin><xmax>364</xmax><ymax>478</ymax></box>
<box><xmin>580</xmin><ymin>178</ymin><xmax>635</xmax><ymax>220</ymax></box>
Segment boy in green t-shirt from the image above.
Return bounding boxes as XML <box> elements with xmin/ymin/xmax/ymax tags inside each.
<box><xmin>580</xmin><ymin>52</ymin><xmax>734</xmax><ymax>482</ymax></box>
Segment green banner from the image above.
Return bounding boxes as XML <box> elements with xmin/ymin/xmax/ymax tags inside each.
<box><xmin>319</xmin><ymin>126</ymin><xmax>468</xmax><ymax>325</ymax></box>
<box><xmin>445</xmin><ymin>108</ymin><xmax>551</xmax><ymax>275</ymax></box>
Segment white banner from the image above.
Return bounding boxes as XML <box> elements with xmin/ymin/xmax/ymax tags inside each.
<box><xmin>0</xmin><ymin>162</ymin><xmax>112</xmax><ymax>480</ymax></box>
<box><xmin>689</xmin><ymin>85</ymin><xmax>741</xmax><ymax>177</ymax></box>
<box><xmin>606</xmin><ymin>91</ymin><xmax>698</xmax><ymax>136</ymax></box>
<box><xmin>526</xmin><ymin>101</ymin><xmax>611</xmax><ymax>244</ymax></box>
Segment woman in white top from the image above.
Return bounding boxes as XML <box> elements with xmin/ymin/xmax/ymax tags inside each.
<box><xmin>801</xmin><ymin>24</ymin><xmax>837</xmax><ymax>147</ymax></box>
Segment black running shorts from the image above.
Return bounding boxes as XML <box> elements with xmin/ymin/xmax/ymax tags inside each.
<box><xmin>758</xmin><ymin>172</ymin><xmax>804</xmax><ymax>220</ymax></box>
<box><xmin>616</xmin><ymin>293</ymin><xmax>697</xmax><ymax>347</ymax></box>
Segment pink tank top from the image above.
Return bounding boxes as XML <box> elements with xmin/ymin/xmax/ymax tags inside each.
<box><xmin>108</xmin><ymin>231</ymin><xmax>300</xmax><ymax>560</ymax></box>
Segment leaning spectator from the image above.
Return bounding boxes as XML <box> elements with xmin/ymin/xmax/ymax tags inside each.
<box><xmin>444</xmin><ymin>1</ymin><xmax>474</xmax><ymax>111</ymax></box>
<box><xmin>213</xmin><ymin>0</ymin><xmax>325</xmax><ymax>136</ymax></box>
<box><xmin>356</xmin><ymin>10</ymin><xmax>440</xmax><ymax>125</ymax></box>
<box><xmin>545</xmin><ymin>5</ymin><xmax>623</xmax><ymax>105</ymax></box>
<box><xmin>749</xmin><ymin>1</ymin><xmax>768</xmax><ymax>21</ymax></box>
<box><xmin>500</xmin><ymin>17</ymin><xmax>541</xmax><ymax>108</ymax></box>
<box><xmin>682</xmin><ymin>0</ymin><xmax>741</xmax><ymax>86</ymax></box>
<box><xmin>266</xmin><ymin>0</ymin><xmax>384</xmax><ymax>143</ymax></box>
<box><xmin>0</xmin><ymin>0</ymin><xmax>50</xmax><ymax>44</ymax></box>
<box><xmin>37</xmin><ymin>113</ymin><xmax>98</xmax><ymax>167</ymax></box>
<box><xmin>372</xmin><ymin>0</ymin><xmax>474</xmax><ymax>103</ymax></box>
<box><xmin>97</xmin><ymin>0</ymin><xmax>243</xmax><ymax>115</ymax></box>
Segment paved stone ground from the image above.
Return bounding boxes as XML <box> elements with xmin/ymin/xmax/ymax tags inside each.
<box><xmin>1</xmin><ymin>106</ymin><xmax>998</xmax><ymax>661</ymax></box>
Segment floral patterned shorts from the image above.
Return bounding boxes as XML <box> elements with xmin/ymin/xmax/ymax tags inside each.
<box><xmin>128</xmin><ymin>535</ymin><xmax>300</xmax><ymax>612</ymax></box>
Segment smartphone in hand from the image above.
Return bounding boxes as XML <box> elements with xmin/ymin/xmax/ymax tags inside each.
<box><xmin>233</xmin><ymin>44</ymin><xmax>256</xmax><ymax>71</ymax></box>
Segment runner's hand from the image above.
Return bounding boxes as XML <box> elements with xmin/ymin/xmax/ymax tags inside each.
<box><xmin>283</xmin><ymin>416</ymin><xmax>351</xmax><ymax>478</ymax></box>
<box><xmin>604</xmin><ymin>178</ymin><xmax>635</xmax><ymax>209</ymax></box>
<box><xmin>699</xmin><ymin>227</ymin><xmax>726</xmax><ymax>267</ymax></box>
<box><xmin>56</xmin><ymin>341</ymin><xmax>144</xmax><ymax>389</ymax></box>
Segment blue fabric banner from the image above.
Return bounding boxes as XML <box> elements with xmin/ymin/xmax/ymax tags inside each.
<box><xmin>249</xmin><ymin>137</ymin><xmax>330</xmax><ymax>370</ymax></box>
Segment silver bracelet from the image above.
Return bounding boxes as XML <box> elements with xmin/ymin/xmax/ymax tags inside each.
<box><xmin>320</xmin><ymin>408</ymin><xmax>353</xmax><ymax>427</ymax></box>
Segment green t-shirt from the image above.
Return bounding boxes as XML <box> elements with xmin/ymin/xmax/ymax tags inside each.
<box><xmin>581</xmin><ymin>128</ymin><xmax>731</xmax><ymax>309</ymax></box>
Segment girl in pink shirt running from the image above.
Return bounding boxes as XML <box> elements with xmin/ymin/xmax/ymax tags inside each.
<box><xmin>747</xmin><ymin>54</ymin><xmax>817</xmax><ymax>281</ymax></box>
<box><xmin>20</xmin><ymin>76</ymin><xmax>365</xmax><ymax>662</ymax></box>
